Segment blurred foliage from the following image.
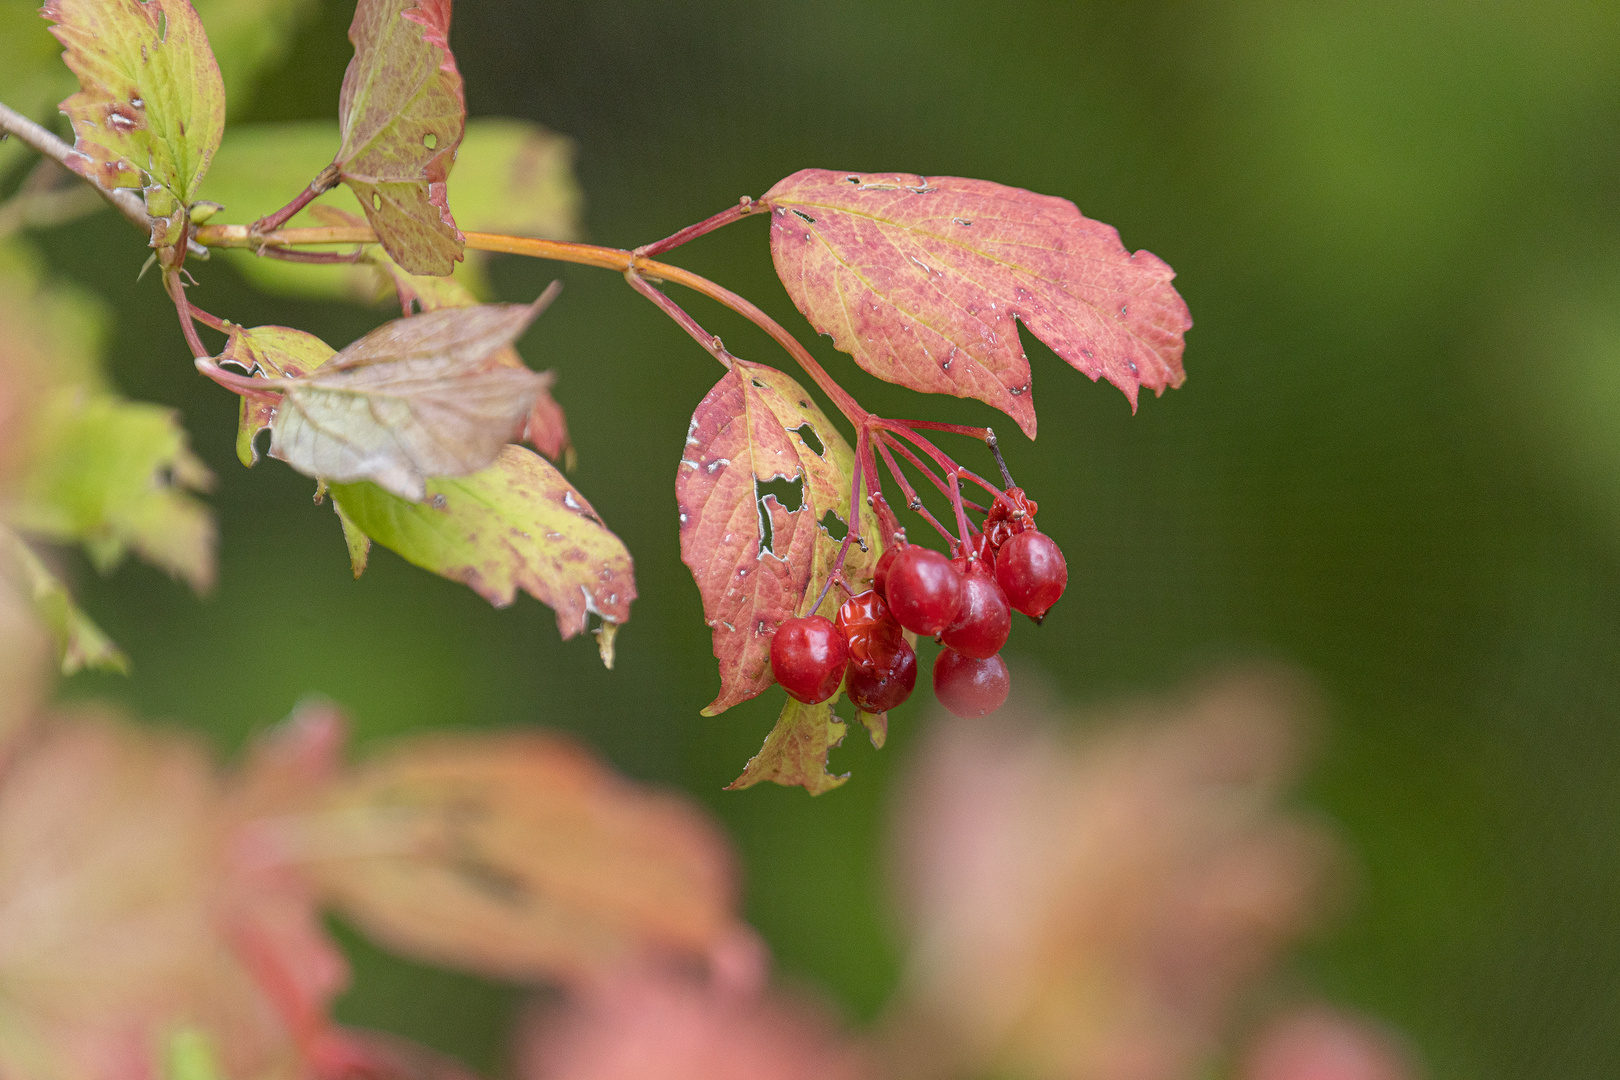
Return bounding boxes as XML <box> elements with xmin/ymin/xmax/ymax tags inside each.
<box><xmin>8</xmin><ymin>1</ymin><xmax>1620</xmax><ymax>1077</ymax></box>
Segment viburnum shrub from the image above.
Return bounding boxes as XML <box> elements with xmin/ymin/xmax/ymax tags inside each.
<box><xmin>0</xmin><ymin>0</ymin><xmax>1190</xmax><ymax>794</ymax></box>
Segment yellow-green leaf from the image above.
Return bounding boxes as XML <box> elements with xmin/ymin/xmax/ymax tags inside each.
<box><xmin>330</xmin><ymin>445</ymin><xmax>634</xmax><ymax>640</ymax></box>
<box><xmin>9</xmin><ymin>390</ymin><xmax>215</xmax><ymax>594</ymax></box>
<box><xmin>0</xmin><ymin>530</ymin><xmax>126</xmax><ymax>675</ymax></box>
<box><xmin>44</xmin><ymin>0</ymin><xmax>226</xmax><ymax>204</ymax></box>
<box><xmin>726</xmin><ymin>697</ymin><xmax>849</xmax><ymax>796</ymax></box>
<box><xmin>219</xmin><ymin>324</ymin><xmax>336</xmax><ymax>467</ymax></box>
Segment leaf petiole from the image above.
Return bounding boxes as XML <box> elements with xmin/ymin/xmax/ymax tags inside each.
<box><xmin>633</xmin><ymin>196</ymin><xmax>762</xmax><ymax>259</ymax></box>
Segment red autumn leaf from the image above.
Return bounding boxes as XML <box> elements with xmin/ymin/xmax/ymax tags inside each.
<box><xmin>678</xmin><ymin>360</ymin><xmax>877</xmax><ymax>718</ymax></box>
<box><xmin>335</xmin><ymin>0</ymin><xmax>466</xmax><ymax>275</ymax></box>
<box><xmin>762</xmin><ymin>170</ymin><xmax>1192</xmax><ymax>438</ymax></box>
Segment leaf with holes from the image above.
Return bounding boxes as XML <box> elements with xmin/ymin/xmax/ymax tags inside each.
<box><xmin>300</xmin><ymin>729</ymin><xmax>741</xmax><ymax>984</ymax></box>
<box><xmin>678</xmin><ymin>360</ymin><xmax>876</xmax><ymax>717</ymax></box>
<box><xmin>44</xmin><ymin>0</ymin><xmax>226</xmax><ymax>206</ymax></box>
<box><xmin>726</xmin><ymin>697</ymin><xmax>849</xmax><ymax>796</ymax></box>
<box><xmin>235</xmin><ymin>297</ymin><xmax>553</xmax><ymax>502</ymax></box>
<box><xmin>334</xmin><ymin>0</ymin><xmax>465</xmax><ymax>275</ymax></box>
<box><xmin>762</xmin><ymin>170</ymin><xmax>1192</xmax><ymax>438</ymax></box>
<box><xmin>219</xmin><ymin>324</ymin><xmax>336</xmax><ymax>467</ymax></box>
<box><xmin>329</xmin><ymin>445</ymin><xmax>633</xmax><ymax>640</ymax></box>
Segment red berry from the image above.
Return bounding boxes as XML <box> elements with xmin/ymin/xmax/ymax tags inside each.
<box><xmin>836</xmin><ymin>590</ymin><xmax>904</xmax><ymax>671</ymax></box>
<box><xmin>770</xmin><ymin>616</ymin><xmax>847</xmax><ymax>704</ymax></box>
<box><xmin>872</xmin><ymin>546</ymin><xmax>900</xmax><ymax>602</ymax></box>
<box><xmin>885</xmin><ymin>547</ymin><xmax>963</xmax><ymax>636</ymax></box>
<box><xmin>995</xmin><ymin>530</ymin><xmax>1068</xmax><ymax>619</ymax></box>
<box><xmin>846</xmin><ymin>638</ymin><xmax>918</xmax><ymax>714</ymax></box>
<box><xmin>939</xmin><ymin>559</ymin><xmax>1012</xmax><ymax>659</ymax></box>
<box><xmin>932</xmin><ymin>649</ymin><xmax>1010</xmax><ymax>717</ymax></box>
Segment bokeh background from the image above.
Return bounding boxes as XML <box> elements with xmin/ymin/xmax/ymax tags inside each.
<box><xmin>21</xmin><ymin>1</ymin><xmax>1620</xmax><ymax>1076</ymax></box>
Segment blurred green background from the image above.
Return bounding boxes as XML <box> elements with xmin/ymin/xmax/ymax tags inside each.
<box><xmin>16</xmin><ymin>1</ymin><xmax>1620</xmax><ymax>1076</ymax></box>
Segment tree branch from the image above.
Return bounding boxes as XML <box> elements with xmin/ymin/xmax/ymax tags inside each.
<box><xmin>0</xmin><ymin>99</ymin><xmax>149</xmax><ymax>231</ymax></box>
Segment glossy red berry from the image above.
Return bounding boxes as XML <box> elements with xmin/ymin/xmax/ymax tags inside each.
<box><xmin>932</xmin><ymin>649</ymin><xmax>1010</xmax><ymax>717</ymax></box>
<box><xmin>939</xmin><ymin>559</ymin><xmax>1012</xmax><ymax>659</ymax></box>
<box><xmin>836</xmin><ymin>590</ymin><xmax>904</xmax><ymax>671</ymax></box>
<box><xmin>846</xmin><ymin>638</ymin><xmax>918</xmax><ymax>714</ymax></box>
<box><xmin>770</xmin><ymin>616</ymin><xmax>847</xmax><ymax>704</ymax></box>
<box><xmin>995</xmin><ymin>529</ymin><xmax>1068</xmax><ymax>619</ymax></box>
<box><xmin>872</xmin><ymin>546</ymin><xmax>900</xmax><ymax>602</ymax></box>
<box><xmin>885</xmin><ymin>547</ymin><xmax>963</xmax><ymax>636</ymax></box>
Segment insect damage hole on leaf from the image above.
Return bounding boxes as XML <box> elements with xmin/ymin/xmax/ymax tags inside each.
<box><xmin>755</xmin><ymin>476</ymin><xmax>804</xmax><ymax>556</ymax></box>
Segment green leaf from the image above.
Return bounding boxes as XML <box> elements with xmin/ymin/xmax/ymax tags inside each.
<box><xmin>198</xmin><ymin>118</ymin><xmax>581</xmax><ymax>301</ymax></box>
<box><xmin>726</xmin><ymin>697</ymin><xmax>849</xmax><ymax>796</ymax></box>
<box><xmin>44</xmin><ymin>0</ymin><xmax>227</xmax><ymax>205</ymax></box>
<box><xmin>335</xmin><ymin>0</ymin><xmax>465</xmax><ymax>275</ymax></box>
<box><xmin>191</xmin><ymin>0</ymin><xmax>318</xmax><ymax>118</ymax></box>
<box><xmin>219</xmin><ymin>324</ymin><xmax>336</xmax><ymax>466</ymax></box>
<box><xmin>329</xmin><ymin>446</ymin><xmax>634</xmax><ymax>640</ymax></box>
<box><xmin>332</xmin><ymin>497</ymin><xmax>370</xmax><ymax>578</ymax></box>
<box><xmin>9</xmin><ymin>391</ymin><xmax>215</xmax><ymax>593</ymax></box>
<box><xmin>1</xmin><ymin>530</ymin><xmax>127</xmax><ymax>675</ymax></box>
<box><xmin>243</xmin><ymin>298</ymin><xmax>553</xmax><ymax>501</ymax></box>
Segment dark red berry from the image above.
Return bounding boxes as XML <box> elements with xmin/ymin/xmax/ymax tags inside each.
<box><xmin>939</xmin><ymin>559</ymin><xmax>1012</xmax><ymax>659</ymax></box>
<box><xmin>872</xmin><ymin>546</ymin><xmax>900</xmax><ymax>602</ymax></box>
<box><xmin>770</xmin><ymin>616</ymin><xmax>847</xmax><ymax>704</ymax></box>
<box><xmin>995</xmin><ymin>530</ymin><xmax>1068</xmax><ymax>619</ymax></box>
<box><xmin>885</xmin><ymin>547</ymin><xmax>963</xmax><ymax>636</ymax></box>
<box><xmin>836</xmin><ymin>590</ymin><xmax>904</xmax><ymax>671</ymax></box>
<box><xmin>932</xmin><ymin>649</ymin><xmax>1010</xmax><ymax>717</ymax></box>
<box><xmin>846</xmin><ymin>638</ymin><xmax>918</xmax><ymax>714</ymax></box>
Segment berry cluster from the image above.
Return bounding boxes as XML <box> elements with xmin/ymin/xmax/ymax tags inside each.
<box><xmin>769</xmin><ymin>488</ymin><xmax>1068</xmax><ymax>719</ymax></box>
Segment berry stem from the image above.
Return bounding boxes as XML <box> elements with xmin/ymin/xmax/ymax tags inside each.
<box><xmin>875</xmin><ymin>438</ymin><xmax>956</xmax><ymax>545</ymax></box>
<box><xmin>986</xmin><ymin>427</ymin><xmax>1016</xmax><ymax>488</ymax></box>
<box><xmin>808</xmin><ymin>426</ymin><xmax>868</xmax><ymax>615</ymax></box>
<box><xmin>633</xmin><ymin>196</ymin><xmax>762</xmax><ymax>258</ymax></box>
<box><xmin>878</xmin><ymin>432</ymin><xmax>988</xmax><ymax>514</ymax></box>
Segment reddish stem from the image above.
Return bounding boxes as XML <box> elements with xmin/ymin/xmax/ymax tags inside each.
<box><xmin>255</xmin><ymin>246</ymin><xmax>363</xmax><ymax>265</ymax></box>
<box><xmin>875</xmin><ymin>439</ymin><xmax>955</xmax><ymax>545</ymax></box>
<box><xmin>251</xmin><ymin>163</ymin><xmax>341</xmax><ymax>237</ymax></box>
<box><xmin>809</xmin><ymin>427</ymin><xmax>868</xmax><ymax>614</ymax></box>
<box><xmin>887</xmin><ymin>418</ymin><xmax>993</xmax><ymax>440</ymax></box>
<box><xmin>188</xmin><ymin>303</ymin><xmax>232</xmax><ymax>333</ymax></box>
<box><xmin>164</xmin><ymin>271</ymin><xmax>211</xmax><ymax>360</ymax></box>
<box><xmin>624</xmin><ymin>268</ymin><xmax>735</xmax><ymax>369</ymax></box>
<box><xmin>634</xmin><ymin>196</ymin><xmax>761</xmax><ymax>258</ymax></box>
<box><xmin>879</xmin><ymin>432</ymin><xmax>988</xmax><ymax>515</ymax></box>
<box><xmin>195</xmin><ymin>358</ymin><xmax>281</xmax><ymax>397</ymax></box>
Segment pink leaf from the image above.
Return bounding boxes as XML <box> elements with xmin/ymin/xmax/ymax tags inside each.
<box><xmin>762</xmin><ymin>170</ymin><xmax>1192</xmax><ymax>437</ymax></box>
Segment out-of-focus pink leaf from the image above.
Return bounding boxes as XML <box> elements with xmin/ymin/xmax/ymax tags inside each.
<box><xmin>0</xmin><ymin>573</ymin><xmax>48</xmax><ymax>768</ymax></box>
<box><xmin>0</xmin><ymin>707</ymin><xmax>348</xmax><ymax>1080</ymax></box>
<box><xmin>300</xmin><ymin>730</ymin><xmax>744</xmax><ymax>986</ymax></box>
<box><xmin>44</xmin><ymin>0</ymin><xmax>226</xmax><ymax>204</ymax></box>
<box><xmin>335</xmin><ymin>0</ymin><xmax>465</xmax><ymax>275</ymax></box>
<box><xmin>883</xmin><ymin>668</ymin><xmax>1337</xmax><ymax>1080</ymax></box>
<box><xmin>679</xmin><ymin>361</ymin><xmax>876</xmax><ymax>717</ymax></box>
<box><xmin>1240</xmin><ymin>1007</ymin><xmax>1422</xmax><ymax>1080</ymax></box>
<box><xmin>763</xmin><ymin>170</ymin><xmax>1191</xmax><ymax>437</ymax></box>
<box><xmin>515</xmin><ymin>967</ymin><xmax>872</xmax><ymax>1080</ymax></box>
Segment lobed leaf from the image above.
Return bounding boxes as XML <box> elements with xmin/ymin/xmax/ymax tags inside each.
<box><xmin>726</xmin><ymin>697</ymin><xmax>849</xmax><ymax>796</ymax></box>
<box><xmin>9</xmin><ymin>390</ymin><xmax>216</xmax><ymax>593</ymax></box>
<box><xmin>199</xmin><ymin>118</ymin><xmax>582</xmax><ymax>301</ymax></box>
<box><xmin>264</xmin><ymin>298</ymin><xmax>552</xmax><ymax>501</ymax></box>
<box><xmin>679</xmin><ymin>360</ymin><xmax>880</xmax><ymax>716</ymax></box>
<box><xmin>762</xmin><ymin>170</ymin><xmax>1192</xmax><ymax>437</ymax></box>
<box><xmin>329</xmin><ymin>445</ymin><xmax>634</xmax><ymax>640</ymax></box>
<box><xmin>302</xmin><ymin>730</ymin><xmax>740</xmax><ymax>984</ymax></box>
<box><xmin>335</xmin><ymin>0</ymin><xmax>466</xmax><ymax>275</ymax></box>
<box><xmin>44</xmin><ymin>0</ymin><xmax>226</xmax><ymax>205</ymax></box>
